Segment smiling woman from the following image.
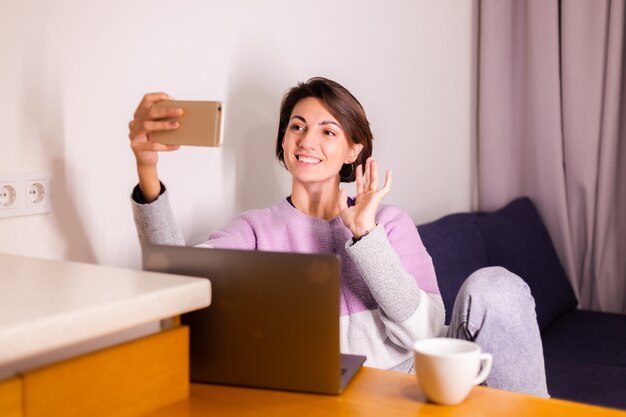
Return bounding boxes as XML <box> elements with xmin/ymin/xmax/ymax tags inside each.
<box><xmin>128</xmin><ymin>77</ymin><xmax>442</xmax><ymax>373</ymax></box>
<box><xmin>275</xmin><ymin>77</ymin><xmax>373</xmax><ymax>184</ymax></box>
<box><xmin>128</xmin><ymin>77</ymin><xmax>548</xmax><ymax>398</ymax></box>
<box><xmin>276</xmin><ymin>79</ymin><xmax>377</xmax><ymax>229</ymax></box>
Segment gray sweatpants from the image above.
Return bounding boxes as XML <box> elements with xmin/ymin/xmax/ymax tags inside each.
<box><xmin>446</xmin><ymin>266</ymin><xmax>549</xmax><ymax>398</ymax></box>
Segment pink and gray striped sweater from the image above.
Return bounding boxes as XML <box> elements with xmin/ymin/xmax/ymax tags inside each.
<box><xmin>132</xmin><ymin>186</ymin><xmax>445</xmax><ymax>372</ymax></box>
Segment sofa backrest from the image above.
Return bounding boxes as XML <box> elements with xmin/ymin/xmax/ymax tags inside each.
<box><xmin>475</xmin><ymin>197</ymin><xmax>578</xmax><ymax>330</ymax></box>
<box><xmin>417</xmin><ymin>213</ymin><xmax>489</xmax><ymax>325</ymax></box>
<box><xmin>417</xmin><ymin>197</ymin><xmax>578</xmax><ymax>331</ymax></box>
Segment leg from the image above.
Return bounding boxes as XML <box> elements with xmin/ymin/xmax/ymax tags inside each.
<box><xmin>446</xmin><ymin>266</ymin><xmax>549</xmax><ymax>398</ymax></box>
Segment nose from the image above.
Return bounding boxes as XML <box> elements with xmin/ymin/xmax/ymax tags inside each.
<box><xmin>297</xmin><ymin>129</ymin><xmax>317</xmax><ymax>150</ymax></box>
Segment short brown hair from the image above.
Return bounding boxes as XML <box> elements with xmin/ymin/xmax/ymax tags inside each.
<box><xmin>275</xmin><ymin>77</ymin><xmax>373</xmax><ymax>182</ymax></box>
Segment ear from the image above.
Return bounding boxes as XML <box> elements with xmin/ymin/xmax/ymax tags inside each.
<box><xmin>345</xmin><ymin>143</ymin><xmax>364</xmax><ymax>164</ymax></box>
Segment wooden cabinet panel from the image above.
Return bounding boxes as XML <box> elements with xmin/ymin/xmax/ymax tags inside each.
<box><xmin>23</xmin><ymin>327</ymin><xmax>188</xmax><ymax>417</ymax></box>
<box><xmin>0</xmin><ymin>377</ymin><xmax>22</xmax><ymax>417</ymax></box>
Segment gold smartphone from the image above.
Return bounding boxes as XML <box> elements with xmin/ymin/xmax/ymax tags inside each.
<box><xmin>152</xmin><ymin>100</ymin><xmax>224</xmax><ymax>147</ymax></box>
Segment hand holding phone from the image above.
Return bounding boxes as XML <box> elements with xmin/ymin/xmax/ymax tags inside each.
<box><xmin>152</xmin><ymin>100</ymin><xmax>224</xmax><ymax>147</ymax></box>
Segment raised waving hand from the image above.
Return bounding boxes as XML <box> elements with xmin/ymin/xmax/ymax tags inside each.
<box><xmin>338</xmin><ymin>157</ymin><xmax>392</xmax><ymax>240</ymax></box>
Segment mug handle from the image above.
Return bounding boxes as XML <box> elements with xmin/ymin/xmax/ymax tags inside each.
<box><xmin>473</xmin><ymin>353</ymin><xmax>493</xmax><ymax>385</ymax></box>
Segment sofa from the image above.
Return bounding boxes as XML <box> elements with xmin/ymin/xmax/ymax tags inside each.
<box><xmin>416</xmin><ymin>197</ymin><xmax>626</xmax><ymax>410</ymax></box>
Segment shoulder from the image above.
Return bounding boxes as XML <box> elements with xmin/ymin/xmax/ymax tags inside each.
<box><xmin>375</xmin><ymin>204</ymin><xmax>415</xmax><ymax>228</ymax></box>
<box><xmin>373</xmin><ymin>203</ymin><xmax>423</xmax><ymax>245</ymax></box>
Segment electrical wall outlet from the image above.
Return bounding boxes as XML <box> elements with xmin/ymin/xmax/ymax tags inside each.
<box><xmin>0</xmin><ymin>182</ymin><xmax>19</xmax><ymax>209</ymax></box>
<box><xmin>0</xmin><ymin>172</ymin><xmax>52</xmax><ymax>219</ymax></box>
<box><xmin>26</xmin><ymin>179</ymin><xmax>50</xmax><ymax>206</ymax></box>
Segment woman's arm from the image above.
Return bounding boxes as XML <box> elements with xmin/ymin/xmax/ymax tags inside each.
<box><xmin>131</xmin><ymin>183</ymin><xmax>185</xmax><ymax>246</ymax></box>
<box><xmin>128</xmin><ymin>92</ymin><xmax>183</xmax><ymax>202</ymax></box>
<box><xmin>131</xmin><ymin>181</ymin><xmax>258</xmax><ymax>250</ymax></box>
<box><xmin>338</xmin><ymin>157</ymin><xmax>444</xmax><ymax>349</ymax></box>
<box><xmin>344</xmin><ymin>208</ymin><xmax>445</xmax><ymax>349</ymax></box>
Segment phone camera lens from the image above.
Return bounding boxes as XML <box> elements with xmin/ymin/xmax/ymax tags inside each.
<box><xmin>218</xmin><ymin>106</ymin><xmax>222</xmax><ymax>112</ymax></box>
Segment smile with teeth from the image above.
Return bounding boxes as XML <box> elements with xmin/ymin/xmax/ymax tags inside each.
<box><xmin>297</xmin><ymin>155</ymin><xmax>321</xmax><ymax>164</ymax></box>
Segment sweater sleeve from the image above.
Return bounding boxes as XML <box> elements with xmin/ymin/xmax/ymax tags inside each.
<box><xmin>131</xmin><ymin>183</ymin><xmax>258</xmax><ymax>250</ymax></box>
<box><xmin>131</xmin><ymin>184</ymin><xmax>185</xmax><ymax>246</ymax></box>
<box><xmin>344</xmin><ymin>207</ymin><xmax>445</xmax><ymax>349</ymax></box>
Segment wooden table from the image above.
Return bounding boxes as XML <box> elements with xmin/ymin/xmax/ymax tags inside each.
<box><xmin>145</xmin><ymin>367</ymin><xmax>626</xmax><ymax>417</ymax></box>
<box><xmin>0</xmin><ymin>254</ymin><xmax>211</xmax><ymax>417</ymax></box>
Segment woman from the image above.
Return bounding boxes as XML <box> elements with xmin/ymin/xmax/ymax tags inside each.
<box><xmin>129</xmin><ymin>77</ymin><xmax>548</xmax><ymax>397</ymax></box>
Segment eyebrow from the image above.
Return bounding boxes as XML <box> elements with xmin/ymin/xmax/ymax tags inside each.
<box><xmin>290</xmin><ymin>115</ymin><xmax>342</xmax><ymax>130</ymax></box>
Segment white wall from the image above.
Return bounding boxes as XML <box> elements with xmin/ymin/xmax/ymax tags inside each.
<box><xmin>0</xmin><ymin>0</ymin><xmax>476</xmax><ymax>269</ymax></box>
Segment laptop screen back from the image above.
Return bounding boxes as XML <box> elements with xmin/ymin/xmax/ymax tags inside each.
<box><xmin>143</xmin><ymin>245</ymin><xmax>344</xmax><ymax>394</ymax></box>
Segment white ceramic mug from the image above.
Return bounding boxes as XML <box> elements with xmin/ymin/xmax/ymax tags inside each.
<box><xmin>413</xmin><ymin>338</ymin><xmax>492</xmax><ymax>405</ymax></box>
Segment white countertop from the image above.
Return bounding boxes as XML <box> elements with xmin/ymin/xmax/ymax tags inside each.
<box><xmin>0</xmin><ymin>253</ymin><xmax>211</xmax><ymax>367</ymax></box>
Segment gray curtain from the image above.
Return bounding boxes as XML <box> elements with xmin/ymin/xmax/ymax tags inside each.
<box><xmin>478</xmin><ymin>0</ymin><xmax>626</xmax><ymax>313</ymax></box>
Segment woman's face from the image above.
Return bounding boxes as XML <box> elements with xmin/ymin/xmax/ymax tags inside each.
<box><xmin>282</xmin><ymin>97</ymin><xmax>362</xmax><ymax>188</ymax></box>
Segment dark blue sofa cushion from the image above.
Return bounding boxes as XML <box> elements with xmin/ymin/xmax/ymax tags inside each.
<box><xmin>476</xmin><ymin>197</ymin><xmax>578</xmax><ymax>331</ymax></box>
<box><xmin>417</xmin><ymin>213</ymin><xmax>489</xmax><ymax>325</ymax></box>
<box><xmin>542</xmin><ymin>309</ymin><xmax>626</xmax><ymax>409</ymax></box>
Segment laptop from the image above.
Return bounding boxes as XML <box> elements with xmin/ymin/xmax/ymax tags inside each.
<box><xmin>142</xmin><ymin>244</ymin><xmax>366</xmax><ymax>395</ymax></box>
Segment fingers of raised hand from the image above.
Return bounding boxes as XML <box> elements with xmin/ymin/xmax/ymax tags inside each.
<box><xmin>132</xmin><ymin>92</ymin><xmax>180</xmax><ymax>125</ymax></box>
<box><xmin>134</xmin><ymin>140</ymin><xmax>180</xmax><ymax>153</ymax></box>
<box><xmin>128</xmin><ymin>119</ymin><xmax>178</xmax><ymax>141</ymax></box>
<box><xmin>360</xmin><ymin>157</ymin><xmax>377</xmax><ymax>191</ymax></box>
<box><xmin>379</xmin><ymin>169</ymin><xmax>392</xmax><ymax>197</ymax></box>
<box><xmin>368</xmin><ymin>158</ymin><xmax>379</xmax><ymax>191</ymax></box>
<box><xmin>149</xmin><ymin>106</ymin><xmax>183</xmax><ymax>120</ymax></box>
<box><xmin>128</xmin><ymin>120</ymin><xmax>142</xmax><ymax>140</ymax></box>
<box><xmin>355</xmin><ymin>163</ymin><xmax>365</xmax><ymax>194</ymax></box>
<box><xmin>357</xmin><ymin>158</ymin><xmax>391</xmax><ymax>198</ymax></box>
<box><xmin>142</xmin><ymin>120</ymin><xmax>179</xmax><ymax>132</ymax></box>
<box><xmin>135</xmin><ymin>92</ymin><xmax>172</xmax><ymax>115</ymax></box>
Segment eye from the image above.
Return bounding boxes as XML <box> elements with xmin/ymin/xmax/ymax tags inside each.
<box><xmin>289</xmin><ymin>124</ymin><xmax>305</xmax><ymax>132</ymax></box>
<box><xmin>324</xmin><ymin>129</ymin><xmax>336</xmax><ymax>137</ymax></box>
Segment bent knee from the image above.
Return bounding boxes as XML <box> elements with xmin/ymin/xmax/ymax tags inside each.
<box><xmin>460</xmin><ymin>266</ymin><xmax>534</xmax><ymax>308</ymax></box>
<box><xmin>466</xmin><ymin>266</ymin><xmax>529</xmax><ymax>292</ymax></box>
